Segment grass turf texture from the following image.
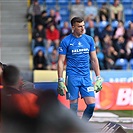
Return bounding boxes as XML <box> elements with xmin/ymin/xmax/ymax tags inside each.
<box><xmin>95</xmin><ymin>110</ymin><xmax>133</xmax><ymax>117</ymax></box>
<box><xmin>125</xmin><ymin>130</ymin><xmax>133</xmax><ymax>133</ymax></box>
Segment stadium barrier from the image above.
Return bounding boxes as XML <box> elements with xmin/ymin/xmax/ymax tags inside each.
<box><xmin>33</xmin><ymin>70</ymin><xmax>133</xmax><ymax>111</ymax></box>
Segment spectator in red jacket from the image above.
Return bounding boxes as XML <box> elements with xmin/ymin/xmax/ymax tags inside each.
<box><xmin>0</xmin><ymin>65</ymin><xmax>39</xmax><ymax>133</ymax></box>
<box><xmin>46</xmin><ymin>24</ymin><xmax>60</xmax><ymax>51</ymax></box>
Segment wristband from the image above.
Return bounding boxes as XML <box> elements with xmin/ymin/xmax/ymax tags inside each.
<box><xmin>96</xmin><ymin>76</ymin><xmax>101</xmax><ymax>80</ymax></box>
<box><xmin>58</xmin><ymin>77</ymin><xmax>64</xmax><ymax>82</ymax></box>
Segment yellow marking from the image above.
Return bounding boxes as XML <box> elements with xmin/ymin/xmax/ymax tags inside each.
<box><xmin>28</xmin><ymin>21</ymin><xmax>33</xmax><ymax>70</ymax></box>
<box><xmin>27</xmin><ymin>0</ymin><xmax>31</xmax><ymax>7</ymax></box>
<box><xmin>33</xmin><ymin>70</ymin><xmax>66</xmax><ymax>82</ymax></box>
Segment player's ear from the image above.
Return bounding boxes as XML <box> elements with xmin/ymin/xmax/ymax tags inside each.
<box><xmin>72</xmin><ymin>26</ymin><xmax>75</xmax><ymax>33</ymax></box>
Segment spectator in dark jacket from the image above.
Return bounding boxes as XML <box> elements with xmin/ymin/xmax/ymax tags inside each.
<box><xmin>113</xmin><ymin>36</ymin><xmax>126</xmax><ymax>58</ymax></box>
<box><xmin>86</xmin><ymin>19</ymin><xmax>100</xmax><ymax>38</ymax></box>
<box><xmin>39</xmin><ymin>10</ymin><xmax>49</xmax><ymax>28</ymax></box>
<box><xmin>60</xmin><ymin>21</ymin><xmax>71</xmax><ymax>40</ymax></box>
<box><xmin>33</xmin><ymin>49</ymin><xmax>48</xmax><ymax>70</ymax></box>
<box><xmin>98</xmin><ymin>2</ymin><xmax>110</xmax><ymax>22</ymax></box>
<box><xmin>32</xmin><ymin>23</ymin><xmax>46</xmax><ymax>40</ymax></box>
<box><xmin>101</xmin><ymin>24</ymin><xmax>114</xmax><ymax>39</ymax></box>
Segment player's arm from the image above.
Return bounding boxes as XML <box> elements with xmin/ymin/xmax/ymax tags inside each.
<box><xmin>57</xmin><ymin>54</ymin><xmax>67</xmax><ymax>96</ymax></box>
<box><xmin>90</xmin><ymin>51</ymin><xmax>103</xmax><ymax>92</ymax></box>
<box><xmin>90</xmin><ymin>51</ymin><xmax>100</xmax><ymax>76</ymax></box>
<box><xmin>58</xmin><ymin>54</ymin><xmax>66</xmax><ymax>79</ymax></box>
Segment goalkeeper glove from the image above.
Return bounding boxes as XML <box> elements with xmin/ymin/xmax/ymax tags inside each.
<box><xmin>57</xmin><ymin>78</ymin><xmax>68</xmax><ymax>96</ymax></box>
<box><xmin>94</xmin><ymin>76</ymin><xmax>104</xmax><ymax>93</ymax></box>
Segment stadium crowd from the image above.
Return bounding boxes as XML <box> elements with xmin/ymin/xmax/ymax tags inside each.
<box><xmin>27</xmin><ymin>0</ymin><xmax>133</xmax><ymax>70</ymax></box>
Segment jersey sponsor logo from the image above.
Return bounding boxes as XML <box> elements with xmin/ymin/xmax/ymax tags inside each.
<box><xmin>72</xmin><ymin>48</ymin><xmax>89</xmax><ymax>54</ymax></box>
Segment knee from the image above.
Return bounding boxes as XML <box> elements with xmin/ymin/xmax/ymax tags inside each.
<box><xmin>70</xmin><ymin>103</ymin><xmax>78</xmax><ymax>112</ymax></box>
<box><xmin>82</xmin><ymin>103</ymin><xmax>95</xmax><ymax>121</ymax></box>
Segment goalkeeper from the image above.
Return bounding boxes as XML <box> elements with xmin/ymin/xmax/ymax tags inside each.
<box><xmin>57</xmin><ymin>17</ymin><xmax>103</xmax><ymax>121</ymax></box>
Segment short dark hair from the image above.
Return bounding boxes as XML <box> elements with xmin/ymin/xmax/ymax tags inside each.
<box><xmin>0</xmin><ymin>62</ymin><xmax>7</xmax><ymax>70</ymax></box>
<box><xmin>2</xmin><ymin>65</ymin><xmax>20</xmax><ymax>86</ymax></box>
<box><xmin>0</xmin><ymin>62</ymin><xmax>3</xmax><ymax>69</ymax></box>
<box><xmin>41</xmin><ymin>10</ymin><xmax>47</xmax><ymax>15</ymax></box>
<box><xmin>71</xmin><ymin>17</ymin><xmax>84</xmax><ymax>26</ymax></box>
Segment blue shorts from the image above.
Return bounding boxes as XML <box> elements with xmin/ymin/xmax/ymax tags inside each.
<box><xmin>66</xmin><ymin>75</ymin><xmax>95</xmax><ymax>100</ymax></box>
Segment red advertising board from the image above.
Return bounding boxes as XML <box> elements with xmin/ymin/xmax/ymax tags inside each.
<box><xmin>58</xmin><ymin>83</ymin><xmax>133</xmax><ymax>110</ymax></box>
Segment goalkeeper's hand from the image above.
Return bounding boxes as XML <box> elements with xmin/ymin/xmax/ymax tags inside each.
<box><xmin>94</xmin><ymin>76</ymin><xmax>104</xmax><ymax>93</ymax></box>
<box><xmin>57</xmin><ymin>78</ymin><xmax>68</xmax><ymax>96</ymax></box>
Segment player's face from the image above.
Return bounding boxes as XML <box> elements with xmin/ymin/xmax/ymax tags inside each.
<box><xmin>72</xmin><ymin>21</ymin><xmax>85</xmax><ymax>36</ymax></box>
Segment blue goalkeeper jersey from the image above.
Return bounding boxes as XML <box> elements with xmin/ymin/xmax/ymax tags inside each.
<box><xmin>59</xmin><ymin>33</ymin><xmax>95</xmax><ymax>77</ymax></box>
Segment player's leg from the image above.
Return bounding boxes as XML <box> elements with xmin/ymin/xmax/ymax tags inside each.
<box><xmin>70</xmin><ymin>99</ymin><xmax>78</xmax><ymax>114</ymax></box>
<box><xmin>82</xmin><ymin>96</ymin><xmax>95</xmax><ymax>121</ymax></box>
<box><xmin>80</xmin><ymin>76</ymin><xmax>95</xmax><ymax>121</ymax></box>
<box><xmin>66</xmin><ymin>75</ymin><xmax>80</xmax><ymax>115</ymax></box>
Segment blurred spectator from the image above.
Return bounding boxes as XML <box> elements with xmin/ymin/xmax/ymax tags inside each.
<box><xmin>114</xmin><ymin>36</ymin><xmax>126</xmax><ymax>58</ymax></box>
<box><xmin>1</xmin><ymin>65</ymin><xmax>39</xmax><ymax>133</ymax></box>
<box><xmin>60</xmin><ymin>21</ymin><xmax>71</xmax><ymax>40</ymax></box>
<box><xmin>101</xmin><ymin>24</ymin><xmax>114</xmax><ymax>39</ymax></box>
<box><xmin>126</xmin><ymin>35</ymin><xmax>133</xmax><ymax>60</ymax></box>
<box><xmin>0</xmin><ymin>62</ymin><xmax>4</xmax><ymax>76</ymax></box>
<box><xmin>19</xmin><ymin>78</ymin><xmax>36</xmax><ymax>92</ymax></box>
<box><xmin>32</xmin><ymin>23</ymin><xmax>46</xmax><ymax>52</ymax></box>
<box><xmin>102</xmin><ymin>35</ymin><xmax>113</xmax><ymax>54</ymax></box>
<box><xmin>86</xmin><ymin>19</ymin><xmax>100</xmax><ymax>38</ymax></box>
<box><xmin>113</xmin><ymin>20</ymin><xmax>125</xmax><ymax>40</ymax></box>
<box><xmin>46</xmin><ymin>24</ymin><xmax>60</xmax><ymax>50</ymax></box>
<box><xmin>69</xmin><ymin>0</ymin><xmax>84</xmax><ymax>20</ymax></box>
<box><xmin>47</xmin><ymin>9</ymin><xmax>61</xmax><ymax>28</ymax></box>
<box><xmin>55</xmin><ymin>11</ymin><xmax>62</xmax><ymax>28</ymax></box>
<box><xmin>27</xmin><ymin>0</ymin><xmax>44</xmax><ymax>27</ymax></box>
<box><xmin>33</xmin><ymin>49</ymin><xmax>48</xmax><ymax>70</ymax></box>
<box><xmin>110</xmin><ymin>0</ymin><xmax>123</xmax><ymax>21</ymax></box>
<box><xmin>94</xmin><ymin>35</ymin><xmax>102</xmax><ymax>50</ymax></box>
<box><xmin>98</xmin><ymin>18</ymin><xmax>109</xmax><ymax>33</ymax></box>
<box><xmin>32</xmin><ymin>23</ymin><xmax>46</xmax><ymax>42</ymax></box>
<box><xmin>105</xmin><ymin>46</ymin><xmax>118</xmax><ymax>69</ymax></box>
<box><xmin>126</xmin><ymin>22</ymin><xmax>133</xmax><ymax>40</ymax></box>
<box><xmin>32</xmin><ymin>36</ymin><xmax>45</xmax><ymax>52</ymax></box>
<box><xmin>47</xmin><ymin>48</ymin><xmax>59</xmax><ymax>70</ymax></box>
<box><xmin>96</xmin><ymin>46</ymin><xmax>105</xmax><ymax>70</ymax></box>
<box><xmin>84</xmin><ymin>0</ymin><xmax>98</xmax><ymax>22</ymax></box>
<box><xmin>39</xmin><ymin>10</ymin><xmax>49</xmax><ymax>28</ymax></box>
<box><xmin>98</xmin><ymin>2</ymin><xmax>110</xmax><ymax>22</ymax></box>
<box><xmin>0</xmin><ymin>63</ymin><xmax>35</xmax><ymax>91</ymax></box>
<box><xmin>0</xmin><ymin>62</ymin><xmax>5</xmax><ymax>86</ymax></box>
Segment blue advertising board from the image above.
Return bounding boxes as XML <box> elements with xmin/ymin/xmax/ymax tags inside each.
<box><xmin>91</xmin><ymin>70</ymin><xmax>133</xmax><ymax>83</ymax></box>
<box><xmin>34</xmin><ymin>70</ymin><xmax>133</xmax><ymax>90</ymax></box>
